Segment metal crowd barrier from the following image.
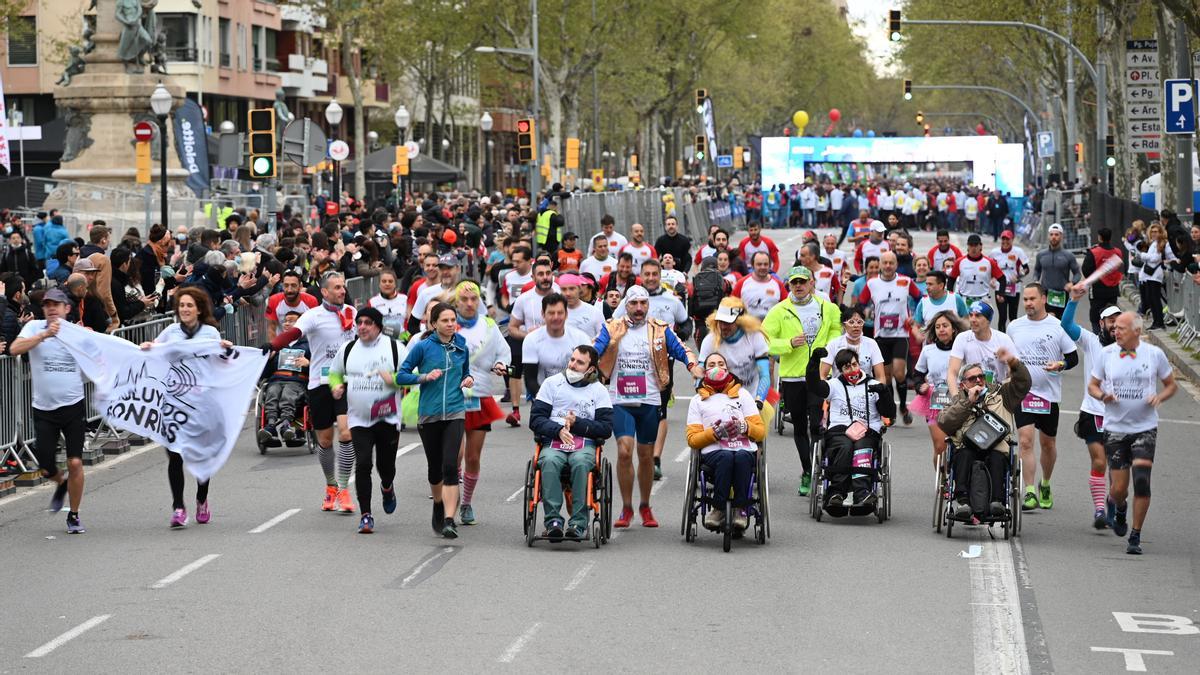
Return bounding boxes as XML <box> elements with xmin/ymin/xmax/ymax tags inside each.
<box><xmin>1163</xmin><ymin>271</ymin><xmax>1199</xmax><ymax>349</ymax></box>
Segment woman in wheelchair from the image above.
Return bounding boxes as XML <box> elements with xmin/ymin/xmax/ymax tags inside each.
<box><xmin>529</xmin><ymin>345</ymin><xmax>613</xmax><ymax>541</ymax></box>
<box><xmin>936</xmin><ymin>354</ymin><xmax>1030</xmax><ymax>521</ymax></box>
<box><xmin>806</xmin><ymin>347</ymin><xmax>895</xmax><ymax>516</ymax></box>
<box><xmin>685</xmin><ymin>352</ymin><xmax>766</xmax><ymax>533</ymax></box>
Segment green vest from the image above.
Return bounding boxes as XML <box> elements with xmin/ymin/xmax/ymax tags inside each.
<box><xmin>536</xmin><ymin>208</ymin><xmax>556</xmax><ymax>245</ymax></box>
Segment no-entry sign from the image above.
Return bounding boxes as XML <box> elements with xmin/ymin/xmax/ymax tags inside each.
<box><xmin>134</xmin><ymin>121</ymin><xmax>155</xmax><ymax>142</ymax></box>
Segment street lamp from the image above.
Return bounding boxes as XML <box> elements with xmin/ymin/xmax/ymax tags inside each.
<box><xmin>367</xmin><ymin>130</ymin><xmax>379</xmax><ymax>149</ymax></box>
<box><xmin>325</xmin><ymin>100</ymin><xmax>343</xmax><ymax>210</ymax></box>
<box><xmin>394</xmin><ymin>104</ymin><xmax>410</xmax><ymax>205</ymax></box>
<box><xmin>219</xmin><ymin>120</ymin><xmax>235</xmax><ymax>134</ymax></box>
<box><xmin>480</xmin><ymin>111</ymin><xmax>493</xmax><ymax>196</ymax></box>
<box><xmin>150</xmin><ymin>83</ymin><xmax>173</xmax><ymax>230</ymax></box>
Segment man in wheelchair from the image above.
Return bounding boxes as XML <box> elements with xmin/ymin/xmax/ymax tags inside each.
<box><xmin>259</xmin><ymin>310</ymin><xmax>311</xmax><ymax>443</ymax></box>
<box><xmin>936</xmin><ymin>352</ymin><xmax>1030</xmax><ymax>521</ymax></box>
<box><xmin>529</xmin><ymin>345</ymin><xmax>613</xmax><ymax>541</ymax></box>
<box><xmin>806</xmin><ymin>347</ymin><xmax>895</xmax><ymax>516</ymax></box>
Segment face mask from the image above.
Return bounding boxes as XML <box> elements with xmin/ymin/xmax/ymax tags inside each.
<box><xmin>3</xmin><ymin>226</ymin><xmax>12</xmax><ymax>235</ymax></box>
<box><xmin>844</xmin><ymin>368</ymin><xmax>864</xmax><ymax>384</ymax></box>
<box><xmin>175</xmin><ymin>234</ymin><xmax>188</xmax><ymax>243</ymax></box>
<box><xmin>702</xmin><ymin>366</ymin><xmax>731</xmax><ymax>390</ymax></box>
<box><xmin>564</xmin><ymin>368</ymin><xmax>586</xmax><ymax>384</ymax></box>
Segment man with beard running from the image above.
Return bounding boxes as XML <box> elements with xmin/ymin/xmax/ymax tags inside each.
<box><xmin>858</xmin><ymin>251</ymin><xmax>921</xmax><ymax>424</ymax></box>
<box><xmin>507</xmin><ymin>259</ymin><xmax>560</xmax><ymax>426</ymax></box>
<box><xmin>266</xmin><ymin>270</ymin><xmax>319</xmax><ymax>340</ymax></box>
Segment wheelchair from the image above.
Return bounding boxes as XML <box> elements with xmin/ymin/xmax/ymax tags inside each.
<box><xmin>680</xmin><ymin>443</ymin><xmax>770</xmax><ymax>552</ymax></box>
<box><xmin>253</xmin><ymin>385</ymin><xmax>315</xmax><ymax>455</ymax></box>
<box><xmin>933</xmin><ymin>438</ymin><xmax>1021</xmax><ymax>539</ymax></box>
<box><xmin>521</xmin><ymin>443</ymin><xmax>612</xmax><ymax>548</ymax></box>
<box><xmin>808</xmin><ymin>425</ymin><xmax>892</xmax><ymax>524</ymax></box>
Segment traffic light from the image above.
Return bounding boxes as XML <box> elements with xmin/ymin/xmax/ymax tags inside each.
<box><xmin>516</xmin><ymin>118</ymin><xmax>536</xmax><ymax>163</ymax></box>
<box><xmin>694</xmin><ymin>135</ymin><xmax>706</xmax><ymax>160</ymax></box>
<box><xmin>915</xmin><ymin>111</ymin><xmax>924</xmax><ymax>125</ymax></box>
<box><xmin>1105</xmin><ymin>134</ymin><xmax>1116</xmax><ymax>167</ymax></box>
<box><xmin>1074</xmin><ymin>142</ymin><xmax>1084</xmax><ymax>164</ymax></box>
<box><xmin>889</xmin><ymin>10</ymin><xmax>902</xmax><ymax>41</ymax></box>
<box><xmin>695</xmin><ymin>88</ymin><xmax>708</xmax><ymax>112</ymax></box>
<box><xmin>903</xmin><ymin>79</ymin><xmax>912</xmax><ymax>100</ymax></box>
<box><xmin>248</xmin><ymin>108</ymin><xmax>276</xmax><ymax>178</ymax></box>
<box><xmin>565</xmin><ymin>137</ymin><xmax>580</xmax><ymax>169</ymax></box>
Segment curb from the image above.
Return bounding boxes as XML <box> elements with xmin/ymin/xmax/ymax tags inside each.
<box><xmin>1117</xmin><ymin>291</ymin><xmax>1200</xmax><ymax>390</ymax></box>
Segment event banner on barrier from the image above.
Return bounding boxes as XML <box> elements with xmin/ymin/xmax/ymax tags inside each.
<box><xmin>54</xmin><ymin>322</ymin><xmax>267</xmax><ymax>482</ymax></box>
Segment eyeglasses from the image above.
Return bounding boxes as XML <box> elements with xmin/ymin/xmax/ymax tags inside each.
<box><xmin>963</xmin><ymin>374</ymin><xmax>986</xmax><ymax>384</ymax></box>
<box><xmin>843</xmin><ymin>318</ymin><xmax>865</xmax><ymax>326</ymax></box>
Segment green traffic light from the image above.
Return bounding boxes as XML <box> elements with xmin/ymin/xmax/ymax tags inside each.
<box><xmin>251</xmin><ymin>155</ymin><xmax>274</xmax><ymax>177</ymax></box>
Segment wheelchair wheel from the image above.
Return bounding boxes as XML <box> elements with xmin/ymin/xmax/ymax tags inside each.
<box><xmin>882</xmin><ymin>443</ymin><xmax>892</xmax><ymax>522</ymax></box>
<box><xmin>808</xmin><ymin>441</ymin><xmax>823</xmax><ymax>520</ymax></box>
<box><xmin>592</xmin><ymin>521</ymin><xmax>601</xmax><ymax>549</ymax></box>
<box><xmin>757</xmin><ymin>447</ymin><xmax>770</xmax><ymax>540</ymax></box>
<box><xmin>522</xmin><ymin>459</ymin><xmax>536</xmax><ymax>543</ymax></box>
<box><xmin>681</xmin><ymin>450</ymin><xmax>698</xmax><ymax>539</ymax></box>
<box><xmin>722</xmin><ymin>500</ymin><xmax>733</xmax><ymax>553</ymax></box>
<box><xmin>934</xmin><ymin>454</ymin><xmax>947</xmax><ymax>533</ymax></box>
<box><xmin>775</xmin><ymin>400</ymin><xmax>786</xmax><ymax>436</ymax></box>
<box><xmin>601</xmin><ymin>459</ymin><xmax>613</xmax><ymax>544</ymax></box>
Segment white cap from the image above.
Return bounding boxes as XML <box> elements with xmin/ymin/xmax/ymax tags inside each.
<box><xmin>714</xmin><ymin>304</ymin><xmax>743</xmax><ymax>323</ymax></box>
<box><xmin>1047</xmin><ymin>223</ymin><xmax>1063</xmax><ymax>234</ymax></box>
<box><xmin>1099</xmin><ymin>305</ymin><xmax>1121</xmax><ymax>320</ymax></box>
<box><xmin>625</xmin><ymin>285</ymin><xmax>650</xmax><ymax>302</ymax></box>
<box><xmin>870</xmin><ymin>221</ymin><xmax>887</xmax><ymax>233</ymax></box>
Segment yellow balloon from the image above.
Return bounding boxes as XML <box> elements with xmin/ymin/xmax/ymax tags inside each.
<box><xmin>792</xmin><ymin>110</ymin><xmax>809</xmax><ymax>129</ymax></box>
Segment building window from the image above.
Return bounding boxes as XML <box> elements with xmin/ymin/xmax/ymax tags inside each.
<box><xmin>219</xmin><ymin>18</ymin><xmax>231</xmax><ymax>67</ymax></box>
<box><xmin>252</xmin><ymin>25</ymin><xmax>262</xmax><ymax>71</ymax></box>
<box><xmin>7</xmin><ymin>16</ymin><xmax>37</xmax><ymax>66</ymax></box>
<box><xmin>158</xmin><ymin>14</ymin><xmax>197</xmax><ymax>62</ymax></box>
<box><xmin>236</xmin><ymin>23</ymin><xmax>246</xmax><ymax>70</ymax></box>
<box><xmin>265</xmin><ymin>29</ymin><xmax>279</xmax><ymax>72</ymax></box>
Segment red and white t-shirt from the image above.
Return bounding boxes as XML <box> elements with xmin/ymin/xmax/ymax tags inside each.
<box><xmin>855</xmin><ymin>239</ymin><xmax>891</xmax><ymax>272</ymax></box>
<box><xmin>266</xmin><ymin>292</ymin><xmax>319</xmax><ymax>324</ymax></box>
<box><xmin>619</xmin><ymin>242</ymin><xmax>657</xmax><ymax>275</ymax></box>
<box><xmin>926</xmin><ymin>244</ymin><xmax>963</xmax><ymax>275</ymax></box>
<box><xmin>950</xmin><ymin>255</ymin><xmax>1005</xmax><ymax>299</ymax></box>
<box><xmin>694</xmin><ymin>244</ymin><xmax>720</xmax><ymax>267</ymax></box>
<box><xmin>589</xmin><ymin>231</ymin><xmax>627</xmax><ymax>256</ymax></box>
<box><xmin>988</xmin><ymin>245</ymin><xmax>1029</xmax><ymax>296</ymax></box>
<box><xmin>738</xmin><ymin>236</ymin><xmax>780</xmax><ymax>271</ymax></box>
<box><xmin>811</xmin><ymin>265</ymin><xmax>840</xmax><ymax>302</ymax></box>
<box><xmin>733</xmin><ymin>274</ymin><xmax>787</xmax><ymax>319</ymax></box>
<box><xmin>823</xmin><ymin>247</ymin><xmax>848</xmax><ymax>277</ymax></box>
<box><xmin>859</xmin><ymin>274</ymin><xmax>922</xmax><ymax>338</ymax></box>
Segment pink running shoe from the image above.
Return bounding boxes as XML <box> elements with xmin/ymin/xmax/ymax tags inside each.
<box><xmin>196</xmin><ymin>501</ymin><xmax>211</xmax><ymax>524</ymax></box>
<box><xmin>170</xmin><ymin>508</ymin><xmax>188</xmax><ymax>528</ymax></box>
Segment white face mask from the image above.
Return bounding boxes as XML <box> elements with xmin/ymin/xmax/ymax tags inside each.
<box><xmin>564</xmin><ymin>368</ymin><xmax>586</xmax><ymax>384</ymax></box>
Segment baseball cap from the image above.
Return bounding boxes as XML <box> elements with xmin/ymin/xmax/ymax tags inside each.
<box><xmin>562</xmin><ymin>231</ymin><xmax>577</xmax><ymax>241</ymax></box>
<box><xmin>1047</xmin><ymin>223</ymin><xmax>1064</xmax><ymax>234</ymax></box>
<box><xmin>625</xmin><ymin>285</ymin><xmax>650</xmax><ymax>302</ymax></box>
<box><xmin>1000</xmin><ymin>229</ymin><xmax>1014</xmax><ymax>239</ymax></box>
<box><xmin>870</xmin><ymin>221</ymin><xmax>887</xmax><ymax>233</ymax></box>
<box><xmin>787</xmin><ymin>265</ymin><xmax>813</xmax><ymax>282</ymax></box>
<box><xmin>714</xmin><ymin>304</ymin><xmax>744</xmax><ymax>323</ymax></box>
<box><xmin>42</xmin><ymin>288</ymin><xmax>70</xmax><ymax>304</ymax></box>
<box><xmin>1099</xmin><ymin>305</ymin><xmax>1121</xmax><ymax>320</ymax></box>
<box><xmin>73</xmin><ymin>257</ymin><xmax>98</xmax><ymax>272</ymax></box>
<box><xmin>968</xmin><ymin>300</ymin><xmax>994</xmax><ymax>320</ymax></box>
<box><xmin>437</xmin><ymin>254</ymin><xmax>457</xmax><ymax>267</ymax></box>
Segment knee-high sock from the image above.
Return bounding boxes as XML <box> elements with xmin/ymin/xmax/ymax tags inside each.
<box><xmin>336</xmin><ymin>440</ymin><xmax>355</xmax><ymax>489</ymax></box>
<box><xmin>1088</xmin><ymin>470</ymin><xmax>1106</xmax><ymax>511</ymax></box>
<box><xmin>895</xmin><ymin>380</ymin><xmax>908</xmax><ymax>407</ymax></box>
<box><xmin>461</xmin><ymin>471</ymin><xmax>480</xmax><ymax>506</ymax></box>
<box><xmin>317</xmin><ymin>444</ymin><xmax>336</xmax><ymax>486</ymax></box>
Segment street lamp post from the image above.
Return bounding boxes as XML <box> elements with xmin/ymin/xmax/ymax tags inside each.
<box><xmin>394</xmin><ymin>104</ymin><xmax>410</xmax><ymax>208</ymax></box>
<box><xmin>480</xmin><ymin>111</ymin><xmax>493</xmax><ymax>197</ymax></box>
<box><xmin>11</xmin><ymin>110</ymin><xmax>24</xmax><ymax>176</ymax></box>
<box><xmin>150</xmin><ymin>83</ymin><xmax>173</xmax><ymax>230</ymax></box>
<box><xmin>325</xmin><ymin>100</ymin><xmax>343</xmax><ymax>213</ymax></box>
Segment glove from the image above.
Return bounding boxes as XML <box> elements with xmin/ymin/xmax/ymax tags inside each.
<box><xmin>712</xmin><ymin>421</ymin><xmax>730</xmax><ymax>440</ymax></box>
<box><xmin>261</xmin><ymin>344</ymin><xmax>272</xmax><ymax>355</ymax></box>
<box><xmin>734</xmin><ymin>418</ymin><xmax>748</xmax><ymax>435</ymax></box>
<box><xmin>811</xmin><ymin>347</ymin><xmax>828</xmax><ymax>360</ymax></box>
<box><xmin>868</xmin><ymin>382</ymin><xmax>889</xmax><ymax>395</ymax></box>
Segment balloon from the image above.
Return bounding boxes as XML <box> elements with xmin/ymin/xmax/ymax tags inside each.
<box><xmin>852</xmin><ymin>128</ymin><xmax>863</xmax><ymax>138</ymax></box>
<box><xmin>975</xmin><ymin>123</ymin><xmax>986</xmax><ymax>135</ymax></box>
<box><xmin>866</xmin><ymin>130</ymin><xmax>876</xmax><ymax>138</ymax></box>
<box><xmin>442</xmin><ymin>229</ymin><xmax>458</xmax><ymax>245</ymax></box>
<box><xmin>829</xmin><ymin>108</ymin><xmax>841</xmax><ymax>123</ymax></box>
<box><xmin>792</xmin><ymin>110</ymin><xmax>809</xmax><ymax>129</ymax></box>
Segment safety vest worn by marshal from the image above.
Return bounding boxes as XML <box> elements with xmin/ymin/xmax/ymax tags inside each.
<box><xmin>536</xmin><ymin>208</ymin><xmax>558</xmax><ymax>246</ymax></box>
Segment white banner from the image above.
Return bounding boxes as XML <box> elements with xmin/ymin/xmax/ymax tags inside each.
<box><xmin>55</xmin><ymin>322</ymin><xmax>267</xmax><ymax>481</ymax></box>
<box><xmin>0</xmin><ymin>71</ymin><xmax>11</xmax><ymax>172</ymax></box>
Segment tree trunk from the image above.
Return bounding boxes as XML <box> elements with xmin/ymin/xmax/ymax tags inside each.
<box><xmin>1155</xmin><ymin>5</ymin><xmax>1179</xmax><ymax>210</ymax></box>
<box><xmin>341</xmin><ymin>22</ymin><xmax>367</xmax><ymax>201</ymax></box>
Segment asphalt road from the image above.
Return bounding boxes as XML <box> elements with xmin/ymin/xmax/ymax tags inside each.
<box><xmin>1</xmin><ymin>226</ymin><xmax>1198</xmax><ymax>673</ymax></box>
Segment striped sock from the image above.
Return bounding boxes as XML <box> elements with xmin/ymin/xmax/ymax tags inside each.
<box><xmin>461</xmin><ymin>471</ymin><xmax>480</xmax><ymax>506</ymax></box>
<box><xmin>1088</xmin><ymin>470</ymin><xmax>1106</xmax><ymax>512</ymax></box>
<box><xmin>317</xmin><ymin>444</ymin><xmax>336</xmax><ymax>486</ymax></box>
<box><xmin>336</xmin><ymin>440</ymin><xmax>355</xmax><ymax>489</ymax></box>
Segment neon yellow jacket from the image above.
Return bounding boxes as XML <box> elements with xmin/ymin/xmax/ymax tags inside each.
<box><xmin>762</xmin><ymin>295</ymin><xmax>842</xmax><ymax>379</ymax></box>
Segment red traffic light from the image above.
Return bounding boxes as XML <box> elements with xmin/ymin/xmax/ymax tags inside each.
<box><xmin>516</xmin><ymin>119</ymin><xmax>531</xmax><ymax>133</ymax></box>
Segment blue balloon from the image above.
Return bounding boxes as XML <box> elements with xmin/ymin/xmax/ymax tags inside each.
<box><xmin>852</xmin><ymin>128</ymin><xmax>863</xmax><ymax>138</ymax></box>
<box><xmin>866</xmin><ymin>129</ymin><xmax>876</xmax><ymax>138</ymax></box>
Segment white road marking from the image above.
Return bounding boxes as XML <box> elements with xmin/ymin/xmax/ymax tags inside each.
<box><xmin>399</xmin><ymin>547</ymin><xmax>456</xmax><ymax>589</ymax></box>
<box><xmin>651</xmin><ymin>476</ymin><xmax>669</xmax><ymax>495</ymax></box>
<box><xmin>248</xmin><ymin>508</ymin><xmax>301</xmax><ymax>534</ymax></box>
<box><xmin>563</xmin><ymin>561</ymin><xmax>595</xmax><ymax>592</ymax></box>
<box><xmin>24</xmin><ymin>615</ymin><xmax>111</xmax><ymax>658</ymax></box>
<box><xmin>967</xmin><ymin>533</ymin><xmax>1029</xmax><ymax>675</ymax></box>
<box><xmin>497</xmin><ymin>622</ymin><xmax>542</xmax><ymax>663</ymax></box>
<box><xmin>151</xmin><ymin>554</ymin><xmax>221</xmax><ymax>590</ymax></box>
<box><xmin>1089</xmin><ymin>647</ymin><xmax>1174</xmax><ymax>672</ymax></box>
<box><xmin>396</xmin><ymin>442</ymin><xmax>419</xmax><ymax>458</ymax></box>
<box><xmin>505</xmin><ymin>487</ymin><xmax>524</xmax><ymax>503</ymax></box>
<box><xmin>674</xmin><ymin>447</ymin><xmax>690</xmax><ymax>463</ymax></box>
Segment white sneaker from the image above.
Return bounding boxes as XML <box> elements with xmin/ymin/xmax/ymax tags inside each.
<box><xmin>703</xmin><ymin>509</ymin><xmax>725</xmax><ymax>531</ymax></box>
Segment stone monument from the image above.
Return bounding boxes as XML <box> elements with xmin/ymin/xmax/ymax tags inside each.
<box><xmin>48</xmin><ymin>0</ymin><xmax>189</xmax><ymax>216</ymax></box>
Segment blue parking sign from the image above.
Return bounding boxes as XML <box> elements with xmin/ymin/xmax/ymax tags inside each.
<box><xmin>1164</xmin><ymin>79</ymin><xmax>1196</xmax><ymax>135</ymax></box>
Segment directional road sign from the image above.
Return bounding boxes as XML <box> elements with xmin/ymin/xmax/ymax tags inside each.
<box><xmin>715</xmin><ymin>154</ymin><xmax>733</xmax><ymax>168</ymax></box>
<box><xmin>1036</xmin><ymin>131</ymin><xmax>1055</xmax><ymax>158</ymax></box>
<box><xmin>1164</xmin><ymin>79</ymin><xmax>1197</xmax><ymax>135</ymax></box>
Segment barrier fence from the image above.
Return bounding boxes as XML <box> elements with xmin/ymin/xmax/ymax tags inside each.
<box><xmin>1163</xmin><ymin>271</ymin><xmax>1200</xmax><ymax>349</ymax></box>
<box><xmin>560</xmin><ymin>187</ymin><xmax>746</xmax><ymax>247</ymax></box>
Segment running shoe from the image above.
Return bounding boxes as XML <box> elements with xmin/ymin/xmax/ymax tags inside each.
<box><xmin>321</xmin><ymin>485</ymin><xmax>337</xmax><ymax>511</ymax></box>
<box><xmin>954</xmin><ymin>500</ymin><xmax>972</xmax><ymax>522</ymax></box>
<box><xmin>66</xmin><ymin>513</ymin><xmax>85</xmax><ymax>534</ymax></box>
<box><xmin>1037</xmin><ymin>481</ymin><xmax>1053</xmax><ymax>509</ymax></box>
<box><xmin>432</xmin><ymin>501</ymin><xmax>445</xmax><ymax>535</ymax></box>
<box><xmin>336</xmin><ymin>488</ymin><xmax>355</xmax><ymax>513</ymax></box>
<box><xmin>1126</xmin><ymin>531</ymin><xmax>1142</xmax><ymax>555</ymax></box>
<box><xmin>1113</xmin><ymin>505</ymin><xmax>1128</xmax><ymax>537</ymax></box>
<box><xmin>900</xmin><ymin>406</ymin><xmax>913</xmax><ymax>426</ymax></box>
<box><xmin>614</xmin><ymin>506</ymin><xmax>634</xmax><ymax>528</ymax></box>
<box><xmin>1022</xmin><ymin>486</ymin><xmax>1038</xmax><ymax>511</ymax></box>
<box><xmin>49</xmin><ymin>479</ymin><xmax>68</xmax><ymax>513</ymax></box>
<box><xmin>381</xmin><ymin>486</ymin><xmax>397</xmax><ymax>514</ymax></box>
<box><xmin>566</xmin><ymin>525</ymin><xmax>587</xmax><ymax>540</ymax></box>
<box><xmin>731</xmin><ymin>509</ymin><xmax>749</xmax><ymax>532</ymax></box>
<box><xmin>459</xmin><ymin>503</ymin><xmax>476</xmax><ymax>525</ymax></box>
<box><xmin>505</xmin><ymin>409</ymin><xmax>521</xmax><ymax>427</ymax></box>
<box><xmin>1093</xmin><ymin>507</ymin><xmax>1108</xmax><ymax>530</ymax></box>
<box><xmin>653</xmin><ymin>463</ymin><xmax>663</xmax><ymax>481</ymax></box>
<box><xmin>703</xmin><ymin>508</ymin><xmax>724</xmax><ymax>531</ymax></box>
<box><xmin>825</xmin><ymin>493</ymin><xmax>848</xmax><ymax>518</ymax></box>
<box><xmin>441</xmin><ymin>518</ymin><xmax>458</xmax><ymax>539</ymax></box>
<box><xmin>257</xmin><ymin>427</ymin><xmax>275</xmax><ymax>444</ymax></box>
<box><xmin>639</xmin><ymin>505</ymin><xmax>659</xmax><ymax>527</ymax></box>
<box><xmin>1105</xmin><ymin>498</ymin><xmax>1116</xmax><ymax>529</ymax></box>
<box><xmin>990</xmin><ymin>501</ymin><xmax>1008</xmax><ymax>518</ymax></box>
<box><xmin>358</xmin><ymin>514</ymin><xmax>374</xmax><ymax>534</ymax></box>
<box><xmin>170</xmin><ymin>508</ymin><xmax>188</xmax><ymax>528</ymax></box>
<box><xmin>798</xmin><ymin>472</ymin><xmax>812</xmax><ymax>496</ymax></box>
<box><xmin>196</xmin><ymin>501</ymin><xmax>211</xmax><ymax>524</ymax></box>
<box><xmin>278</xmin><ymin>422</ymin><xmax>295</xmax><ymax>442</ymax></box>
<box><xmin>544</xmin><ymin>518</ymin><xmax>564</xmax><ymax>542</ymax></box>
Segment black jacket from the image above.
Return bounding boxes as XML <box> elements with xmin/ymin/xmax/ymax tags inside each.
<box><xmin>135</xmin><ymin>244</ymin><xmax>161</xmax><ymax>296</ymax></box>
<box><xmin>529</xmin><ymin>388</ymin><xmax>614</xmax><ymax>446</ymax></box>
<box><xmin>111</xmin><ymin>267</ymin><xmax>145</xmax><ymax>323</ymax></box>
<box><xmin>1</xmin><ymin>245</ymin><xmax>39</xmax><ymax>289</ymax></box>
<box><xmin>654</xmin><ymin>232</ymin><xmax>693</xmax><ymax>274</ymax></box>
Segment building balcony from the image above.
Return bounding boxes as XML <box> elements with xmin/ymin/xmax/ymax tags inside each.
<box><xmin>280</xmin><ymin>2</ymin><xmax>326</xmax><ymax>32</ymax></box>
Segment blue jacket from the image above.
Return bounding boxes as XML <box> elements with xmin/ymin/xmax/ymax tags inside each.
<box><xmin>40</xmin><ymin>221</ymin><xmax>71</xmax><ymax>262</ymax></box>
<box><xmin>393</xmin><ymin>332</ymin><xmax>470</xmax><ymax>418</ymax></box>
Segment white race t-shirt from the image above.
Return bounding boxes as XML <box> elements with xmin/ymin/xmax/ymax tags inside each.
<box><xmin>989</xmin><ymin>246</ymin><xmax>1029</xmax><ymax>296</ymax></box>
<box><xmin>511</xmin><ymin>289</ymin><xmax>553</xmax><ymax>333</ymax></box>
<box><xmin>523</xmin><ymin>326</ymin><xmax>593</xmax><ymax>385</ymax></box>
<box><xmin>588</xmin><ymin>231</ymin><xmax>627</xmax><ymax>256</ymax></box>
<box><xmin>18</xmin><ymin>321</ymin><xmax>85</xmax><ymax>410</ymax></box>
<box><xmin>330</xmin><ymin>336</ymin><xmax>408</xmax><ymax>428</ymax></box>
<box><xmin>613</xmin><ymin>291</ymin><xmax>688</xmax><ymax>327</ymax></box>
<box><xmin>736</xmin><ymin>275</ymin><xmax>786</xmax><ymax>319</ymax></box>
<box><xmin>1090</xmin><ymin>342</ymin><xmax>1172</xmax><ymax>434</ymax></box>
<box><xmin>1074</xmin><ymin>328</ymin><xmax>1107</xmax><ymax>416</ymax></box>
<box><xmin>916</xmin><ymin>343</ymin><xmax>954</xmax><ymax>408</ymax></box>
<box><xmin>501</xmin><ymin>269</ymin><xmax>532</xmax><ymax>305</ymax></box>
<box><xmin>949</xmin><ymin>329</ymin><xmax>1016</xmax><ymax>385</ymax></box>
<box><xmin>294</xmin><ymin>304</ymin><xmax>357</xmax><ymax>389</ymax></box>
<box><xmin>579</xmin><ymin>255</ymin><xmax>616</xmax><ymax>281</ymax></box>
<box><xmin>1006</xmin><ymin>315</ymin><xmax>1077</xmax><ymax>403</ymax></box>
<box><xmin>535</xmin><ymin>374</ymin><xmax>613</xmax><ymax>451</ymax></box>
<box><xmin>821</xmin><ymin>335</ymin><xmax>885</xmax><ymax>376</ymax></box>
<box><xmin>952</xmin><ymin>255</ymin><xmax>1000</xmax><ymax>299</ymax></box>
<box><xmin>827</xmin><ymin>377</ymin><xmax>885</xmax><ymax>432</ymax></box>
<box><xmin>861</xmin><ymin>275</ymin><xmax>918</xmax><ymax>338</ymax></box>
<box><xmin>566</xmin><ymin>301</ymin><xmax>604</xmax><ymax>336</ymax></box>
<box><xmin>686</xmin><ymin>388</ymin><xmax>761</xmax><ymax>455</ymax></box>
<box><xmin>368</xmin><ymin>292</ymin><xmax>409</xmax><ymax>336</ymax></box>
<box><xmin>609</xmin><ymin>323</ymin><xmax>659</xmax><ymax>406</ymax></box>
<box><xmin>699</xmin><ymin>330</ymin><xmax>769</xmax><ymax>395</ymax></box>
<box><xmin>619</xmin><ymin>242</ymin><xmax>656</xmax><ymax>274</ymax></box>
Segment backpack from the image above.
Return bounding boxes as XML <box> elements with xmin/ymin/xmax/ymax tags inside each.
<box><xmin>689</xmin><ymin>269</ymin><xmax>726</xmax><ymax>319</ymax></box>
<box><xmin>342</xmin><ymin>336</ymin><xmax>400</xmax><ymax>374</ymax></box>
<box><xmin>968</xmin><ymin>460</ymin><xmax>991</xmax><ymax>514</ymax></box>
<box><xmin>1089</xmin><ymin>246</ymin><xmax>1123</xmax><ymax>288</ymax></box>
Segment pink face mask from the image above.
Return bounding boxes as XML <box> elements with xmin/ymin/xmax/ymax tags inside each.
<box><xmin>843</xmin><ymin>368</ymin><xmax>864</xmax><ymax>384</ymax></box>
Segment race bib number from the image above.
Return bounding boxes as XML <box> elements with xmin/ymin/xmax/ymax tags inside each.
<box><xmin>719</xmin><ymin>435</ymin><xmax>752</xmax><ymax>451</ymax></box>
<box><xmin>382</xmin><ymin>315</ymin><xmax>405</xmax><ymax>337</ymax></box>
<box><xmin>1004</xmin><ymin>282</ymin><xmax>1018</xmax><ymax>296</ymax></box>
<box><xmin>550</xmin><ymin>436</ymin><xmax>586</xmax><ymax>451</ymax></box>
<box><xmin>279</xmin><ymin>348</ymin><xmax>304</xmax><ymax>372</ymax></box>
<box><xmin>464</xmin><ymin>395</ymin><xmax>482</xmax><ymax>412</ymax></box>
<box><xmin>984</xmin><ymin>370</ymin><xmax>995</xmax><ymax>384</ymax></box>
<box><xmin>1094</xmin><ymin>415</ymin><xmax>1104</xmax><ymax>432</ymax></box>
<box><xmin>370</xmin><ymin>394</ymin><xmax>398</xmax><ymax>420</ymax></box>
<box><xmin>878</xmin><ymin>313</ymin><xmax>901</xmax><ymax>331</ymax></box>
<box><xmin>1021</xmin><ymin>393</ymin><xmax>1051</xmax><ymax>414</ymax></box>
<box><xmin>616</xmin><ymin>370</ymin><xmax>647</xmax><ymax>398</ymax></box>
<box><xmin>1047</xmin><ymin>289</ymin><xmax>1066</xmax><ymax>308</ymax></box>
<box><xmin>930</xmin><ymin>382</ymin><xmax>952</xmax><ymax>410</ymax></box>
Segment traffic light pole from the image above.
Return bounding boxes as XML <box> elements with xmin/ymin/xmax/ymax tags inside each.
<box><xmin>910</xmin><ymin>85</ymin><xmax>1039</xmax><ymax>129</ymax></box>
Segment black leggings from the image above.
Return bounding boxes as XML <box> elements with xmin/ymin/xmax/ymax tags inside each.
<box><xmin>995</xmin><ymin>293</ymin><xmax>1019</xmax><ymax>332</ymax></box>
<box><xmin>781</xmin><ymin>380</ymin><xmax>822</xmax><ymax>474</ymax></box>
<box><xmin>418</xmin><ymin>418</ymin><xmax>465</xmax><ymax>487</ymax></box>
<box><xmin>166</xmin><ymin>449</ymin><xmax>209</xmax><ymax>510</ymax></box>
<box><xmin>352</xmin><ymin>422</ymin><xmax>400</xmax><ymax>515</ymax></box>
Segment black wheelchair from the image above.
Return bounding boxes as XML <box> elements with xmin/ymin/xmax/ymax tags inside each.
<box><xmin>521</xmin><ymin>443</ymin><xmax>612</xmax><ymax>548</ymax></box>
<box><xmin>253</xmin><ymin>386</ymin><xmax>315</xmax><ymax>455</ymax></box>
<box><xmin>808</xmin><ymin>425</ymin><xmax>892</xmax><ymax>524</ymax></box>
<box><xmin>680</xmin><ymin>444</ymin><xmax>770</xmax><ymax>552</ymax></box>
<box><xmin>934</xmin><ymin>438</ymin><xmax>1021</xmax><ymax>539</ymax></box>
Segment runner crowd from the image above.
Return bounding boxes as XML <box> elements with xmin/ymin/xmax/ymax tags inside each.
<box><xmin>1</xmin><ymin>176</ymin><xmax>1193</xmax><ymax>555</ymax></box>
